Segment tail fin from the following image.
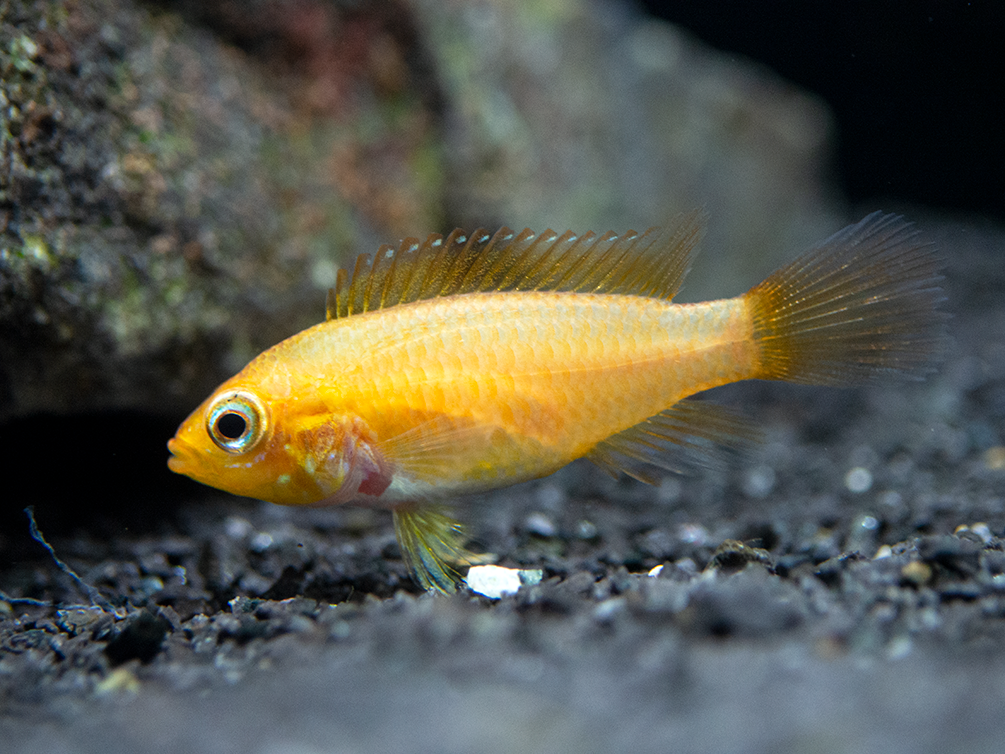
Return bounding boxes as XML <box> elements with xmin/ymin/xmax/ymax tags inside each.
<box><xmin>746</xmin><ymin>212</ymin><xmax>947</xmax><ymax>386</ymax></box>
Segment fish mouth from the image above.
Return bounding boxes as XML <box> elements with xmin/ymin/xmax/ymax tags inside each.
<box><xmin>167</xmin><ymin>436</ymin><xmax>194</xmax><ymax>475</ymax></box>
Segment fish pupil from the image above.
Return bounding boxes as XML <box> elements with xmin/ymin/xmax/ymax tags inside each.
<box><xmin>217</xmin><ymin>412</ymin><xmax>248</xmax><ymax>439</ymax></box>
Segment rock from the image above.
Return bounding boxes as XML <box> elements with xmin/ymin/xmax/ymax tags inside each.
<box><xmin>410</xmin><ymin>0</ymin><xmax>841</xmax><ymax>300</ymax></box>
<box><xmin>706</xmin><ymin>538</ymin><xmax>773</xmax><ymax>574</ymax></box>
<box><xmin>1</xmin><ymin>0</ymin><xmax>840</xmax><ymax>419</ymax></box>
<box><xmin>0</xmin><ymin>0</ymin><xmax>442</xmax><ymax>418</ymax></box>
<box><xmin>103</xmin><ymin>609</ymin><xmax>170</xmax><ymax>665</ymax></box>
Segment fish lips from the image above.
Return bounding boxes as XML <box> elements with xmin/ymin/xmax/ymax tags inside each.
<box><xmin>166</xmin><ymin>436</ymin><xmax>196</xmax><ymax>476</ymax></box>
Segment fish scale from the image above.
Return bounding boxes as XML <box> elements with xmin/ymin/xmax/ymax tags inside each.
<box><xmin>280</xmin><ymin>292</ymin><xmax>753</xmax><ymax>465</ymax></box>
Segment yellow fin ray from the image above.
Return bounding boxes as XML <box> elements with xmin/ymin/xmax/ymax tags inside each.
<box><xmin>747</xmin><ymin>212</ymin><xmax>947</xmax><ymax>385</ymax></box>
<box><xmin>586</xmin><ymin>399</ymin><xmax>760</xmax><ymax>484</ymax></box>
<box><xmin>393</xmin><ymin>505</ymin><xmax>477</xmax><ymax>593</ymax></box>
<box><xmin>326</xmin><ymin>212</ymin><xmax>705</xmax><ymax>319</ymax></box>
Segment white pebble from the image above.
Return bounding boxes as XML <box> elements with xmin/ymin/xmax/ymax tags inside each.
<box><xmin>844</xmin><ymin>466</ymin><xmax>873</xmax><ymax>493</ymax></box>
<box><xmin>886</xmin><ymin>635</ymin><xmax>913</xmax><ymax>661</ymax></box>
<box><xmin>743</xmin><ymin>465</ymin><xmax>776</xmax><ymax>498</ymax></box>
<box><xmin>250</xmin><ymin>532</ymin><xmax>274</xmax><ymax>552</ymax></box>
<box><xmin>675</xmin><ymin>558</ymin><xmax>698</xmax><ymax>575</ymax></box>
<box><xmin>224</xmin><ymin>516</ymin><xmax>253</xmax><ymax>539</ymax></box>
<box><xmin>677</xmin><ymin>523</ymin><xmax>708</xmax><ymax>545</ymax></box>
<box><xmin>969</xmin><ymin>522</ymin><xmax>994</xmax><ymax>543</ymax></box>
<box><xmin>465</xmin><ymin>565</ymin><xmax>542</xmax><ymax>599</ymax></box>
<box><xmin>592</xmin><ymin>598</ymin><xmax>625</xmax><ymax>622</ymax></box>
<box><xmin>857</xmin><ymin>515</ymin><xmax>879</xmax><ymax>531</ymax></box>
<box><xmin>879</xmin><ymin>490</ymin><xmax>902</xmax><ymax>507</ymax></box>
<box><xmin>524</xmin><ymin>512</ymin><xmax>557</xmax><ymax>537</ymax></box>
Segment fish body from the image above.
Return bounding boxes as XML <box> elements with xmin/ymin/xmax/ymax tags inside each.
<box><xmin>168</xmin><ymin>213</ymin><xmax>945</xmax><ymax>591</ymax></box>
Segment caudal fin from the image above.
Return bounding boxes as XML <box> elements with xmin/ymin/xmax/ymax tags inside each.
<box><xmin>746</xmin><ymin>212</ymin><xmax>947</xmax><ymax>386</ymax></box>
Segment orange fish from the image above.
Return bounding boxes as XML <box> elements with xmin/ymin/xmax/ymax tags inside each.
<box><xmin>168</xmin><ymin>212</ymin><xmax>945</xmax><ymax>591</ymax></box>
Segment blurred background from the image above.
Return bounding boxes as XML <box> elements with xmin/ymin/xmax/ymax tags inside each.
<box><xmin>642</xmin><ymin>0</ymin><xmax>1003</xmax><ymax>220</ymax></box>
<box><xmin>0</xmin><ymin>0</ymin><xmax>1001</xmax><ymax>536</ymax></box>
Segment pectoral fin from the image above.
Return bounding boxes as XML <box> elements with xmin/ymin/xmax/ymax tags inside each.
<box><xmin>377</xmin><ymin>414</ymin><xmax>500</xmax><ymax>485</ymax></box>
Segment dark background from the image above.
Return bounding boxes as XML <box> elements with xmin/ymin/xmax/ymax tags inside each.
<box><xmin>3</xmin><ymin>0</ymin><xmax>1001</xmax><ymax>546</ymax></box>
<box><xmin>637</xmin><ymin>0</ymin><xmax>1003</xmax><ymax>220</ymax></box>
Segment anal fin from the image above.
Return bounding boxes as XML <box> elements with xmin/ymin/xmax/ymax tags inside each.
<box><xmin>586</xmin><ymin>399</ymin><xmax>760</xmax><ymax>484</ymax></box>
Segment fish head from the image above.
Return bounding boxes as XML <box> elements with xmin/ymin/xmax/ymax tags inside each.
<box><xmin>168</xmin><ymin>380</ymin><xmax>391</xmax><ymax>507</ymax></box>
<box><xmin>167</xmin><ymin>384</ymin><xmax>291</xmax><ymax>502</ymax></box>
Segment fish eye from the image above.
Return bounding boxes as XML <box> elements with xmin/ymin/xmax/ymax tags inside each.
<box><xmin>206</xmin><ymin>390</ymin><xmax>268</xmax><ymax>454</ymax></box>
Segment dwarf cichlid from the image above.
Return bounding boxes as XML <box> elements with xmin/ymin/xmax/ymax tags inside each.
<box><xmin>168</xmin><ymin>212</ymin><xmax>945</xmax><ymax>591</ymax></box>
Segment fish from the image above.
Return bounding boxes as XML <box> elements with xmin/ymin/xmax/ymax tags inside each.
<box><xmin>167</xmin><ymin>212</ymin><xmax>945</xmax><ymax>592</ymax></box>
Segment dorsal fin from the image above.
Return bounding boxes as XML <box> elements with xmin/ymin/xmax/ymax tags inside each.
<box><xmin>326</xmin><ymin>211</ymin><xmax>705</xmax><ymax>319</ymax></box>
